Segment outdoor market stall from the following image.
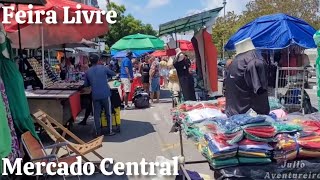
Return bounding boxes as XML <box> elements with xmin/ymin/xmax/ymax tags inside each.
<box><xmin>225</xmin><ymin>13</ymin><xmax>317</xmax><ymax>114</ymax></box>
<box><xmin>2</xmin><ymin>0</ymin><xmax>108</xmax><ymax>125</ymax></box>
<box><xmin>157</xmin><ymin>7</ymin><xmax>224</xmax><ymax>179</ymax></box>
<box><xmin>168</xmin><ymin>13</ymin><xmax>319</xmax><ymax>180</ymax></box>
<box><xmin>111</xmin><ymin>33</ymin><xmax>165</xmax><ymax>101</ymax></box>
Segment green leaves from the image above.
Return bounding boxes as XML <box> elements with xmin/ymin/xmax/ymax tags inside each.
<box><xmin>213</xmin><ymin>0</ymin><xmax>320</xmax><ymax>58</ymax></box>
<box><xmin>104</xmin><ymin>2</ymin><xmax>157</xmax><ymax>47</ymax></box>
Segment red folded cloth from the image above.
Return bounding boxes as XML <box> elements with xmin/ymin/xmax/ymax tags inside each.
<box><xmin>244</xmin><ymin>126</ymin><xmax>276</xmax><ymax>138</ymax></box>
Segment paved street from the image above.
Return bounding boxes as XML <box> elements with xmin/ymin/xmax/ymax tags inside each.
<box><xmin>43</xmin><ymin>90</ymin><xmax>213</xmax><ymax>180</ymax></box>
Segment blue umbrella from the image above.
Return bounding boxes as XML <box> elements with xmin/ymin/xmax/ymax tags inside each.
<box><xmin>225</xmin><ymin>13</ymin><xmax>317</xmax><ymax>50</ymax></box>
<box><xmin>112</xmin><ymin>50</ymin><xmax>138</xmax><ymax>58</ymax></box>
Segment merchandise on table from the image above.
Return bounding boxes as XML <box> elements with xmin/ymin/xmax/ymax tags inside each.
<box><xmin>204</xmin><ymin>118</ymin><xmax>243</xmax><ymax>145</ymax></box>
<box><xmin>186</xmin><ymin>108</ymin><xmax>226</xmax><ymax>124</ymax></box>
<box><xmin>269</xmin><ymin>96</ymin><xmax>285</xmax><ymax>110</ymax></box>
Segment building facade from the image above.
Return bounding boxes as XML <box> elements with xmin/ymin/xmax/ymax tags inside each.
<box><xmin>73</xmin><ymin>0</ymin><xmax>99</xmax><ymax>8</ymax></box>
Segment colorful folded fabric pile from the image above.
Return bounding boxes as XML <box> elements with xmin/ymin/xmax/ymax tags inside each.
<box><xmin>272</xmin><ymin>121</ymin><xmax>302</xmax><ymax>134</ymax></box>
<box><xmin>274</xmin><ymin>133</ymin><xmax>320</xmax><ymax>162</ymax></box>
<box><xmin>229</xmin><ymin>114</ymin><xmax>277</xmax><ymax>143</ymax></box>
<box><xmin>269</xmin><ymin>96</ymin><xmax>284</xmax><ymax>110</ymax></box>
<box><xmin>203</xmin><ymin>133</ymin><xmax>239</xmax><ymax>169</ymax></box>
<box><xmin>238</xmin><ymin>139</ymin><xmax>272</xmax><ymax>165</ymax></box>
<box><xmin>185</xmin><ymin>108</ymin><xmax>226</xmax><ymax>125</ymax></box>
<box><xmin>204</xmin><ymin>118</ymin><xmax>243</xmax><ymax>145</ymax></box>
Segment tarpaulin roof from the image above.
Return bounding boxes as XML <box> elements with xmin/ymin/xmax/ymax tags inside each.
<box><xmin>225</xmin><ymin>13</ymin><xmax>317</xmax><ymax>50</ymax></box>
<box><xmin>159</xmin><ymin>7</ymin><xmax>223</xmax><ymax>36</ymax></box>
<box><xmin>0</xmin><ymin>0</ymin><xmax>46</xmax><ymax>5</ymax></box>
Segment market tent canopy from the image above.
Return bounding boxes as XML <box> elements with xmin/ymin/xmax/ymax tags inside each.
<box><xmin>158</xmin><ymin>7</ymin><xmax>223</xmax><ymax>36</ymax></box>
<box><xmin>45</xmin><ymin>39</ymin><xmax>98</xmax><ymax>49</ymax></box>
<box><xmin>3</xmin><ymin>0</ymin><xmax>108</xmax><ymax>49</ymax></box>
<box><xmin>111</xmin><ymin>33</ymin><xmax>164</xmax><ymax>51</ymax></box>
<box><xmin>111</xmin><ymin>49</ymin><xmax>153</xmax><ymax>57</ymax></box>
<box><xmin>177</xmin><ymin>40</ymin><xmax>194</xmax><ymax>51</ymax></box>
<box><xmin>113</xmin><ymin>50</ymin><xmax>138</xmax><ymax>58</ymax></box>
<box><xmin>225</xmin><ymin>13</ymin><xmax>317</xmax><ymax>50</ymax></box>
<box><xmin>0</xmin><ymin>0</ymin><xmax>46</xmax><ymax>5</ymax></box>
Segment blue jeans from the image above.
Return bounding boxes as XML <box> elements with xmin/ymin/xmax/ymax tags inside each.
<box><xmin>93</xmin><ymin>98</ymin><xmax>112</xmax><ymax>134</ymax></box>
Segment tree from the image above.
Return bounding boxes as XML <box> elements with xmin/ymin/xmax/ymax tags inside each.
<box><xmin>212</xmin><ymin>11</ymin><xmax>240</xmax><ymax>58</ymax></box>
<box><xmin>104</xmin><ymin>2</ymin><xmax>157</xmax><ymax>48</ymax></box>
<box><xmin>213</xmin><ymin>0</ymin><xmax>320</xmax><ymax>58</ymax></box>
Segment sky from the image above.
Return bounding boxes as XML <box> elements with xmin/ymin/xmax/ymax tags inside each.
<box><xmin>97</xmin><ymin>0</ymin><xmax>251</xmax><ymax>29</ymax></box>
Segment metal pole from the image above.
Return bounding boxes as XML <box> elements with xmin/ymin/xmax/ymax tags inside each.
<box><xmin>222</xmin><ymin>0</ymin><xmax>227</xmax><ymax>60</ymax></box>
<box><xmin>41</xmin><ymin>25</ymin><xmax>45</xmax><ymax>89</ymax></box>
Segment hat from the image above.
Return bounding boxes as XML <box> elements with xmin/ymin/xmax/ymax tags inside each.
<box><xmin>89</xmin><ymin>53</ymin><xmax>100</xmax><ymax>64</ymax></box>
<box><xmin>126</xmin><ymin>51</ymin><xmax>133</xmax><ymax>57</ymax></box>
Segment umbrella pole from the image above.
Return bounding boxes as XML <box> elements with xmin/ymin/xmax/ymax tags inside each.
<box><xmin>41</xmin><ymin>24</ymin><xmax>45</xmax><ymax>89</ymax></box>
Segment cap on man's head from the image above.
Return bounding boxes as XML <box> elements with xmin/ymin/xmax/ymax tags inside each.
<box><xmin>126</xmin><ymin>51</ymin><xmax>133</xmax><ymax>57</ymax></box>
<box><xmin>89</xmin><ymin>53</ymin><xmax>100</xmax><ymax>64</ymax></box>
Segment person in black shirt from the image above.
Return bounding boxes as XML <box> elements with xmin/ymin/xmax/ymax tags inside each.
<box><xmin>225</xmin><ymin>40</ymin><xmax>269</xmax><ymax>117</ymax></box>
<box><xmin>173</xmin><ymin>48</ymin><xmax>196</xmax><ymax>101</ymax></box>
<box><xmin>140</xmin><ymin>57</ymin><xmax>151</xmax><ymax>93</ymax></box>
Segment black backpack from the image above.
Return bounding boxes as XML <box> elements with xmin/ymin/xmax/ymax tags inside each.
<box><xmin>133</xmin><ymin>87</ymin><xmax>150</xmax><ymax>109</ymax></box>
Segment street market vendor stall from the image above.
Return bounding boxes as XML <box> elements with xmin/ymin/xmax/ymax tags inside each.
<box><xmin>25</xmin><ymin>89</ymin><xmax>80</xmax><ymax>126</ymax></box>
<box><xmin>225</xmin><ymin>13</ymin><xmax>317</xmax><ymax>114</ymax></box>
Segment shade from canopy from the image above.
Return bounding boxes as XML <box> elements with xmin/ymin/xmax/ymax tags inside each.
<box><xmin>225</xmin><ymin>13</ymin><xmax>317</xmax><ymax>50</ymax></box>
<box><xmin>111</xmin><ymin>33</ymin><xmax>164</xmax><ymax>51</ymax></box>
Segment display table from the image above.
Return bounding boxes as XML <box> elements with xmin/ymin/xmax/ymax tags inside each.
<box><xmin>26</xmin><ymin>89</ymin><xmax>81</xmax><ymax>126</ymax></box>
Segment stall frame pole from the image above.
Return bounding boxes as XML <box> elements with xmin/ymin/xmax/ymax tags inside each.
<box><xmin>41</xmin><ymin>24</ymin><xmax>45</xmax><ymax>89</ymax></box>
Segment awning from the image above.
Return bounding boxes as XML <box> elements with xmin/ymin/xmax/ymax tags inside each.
<box><xmin>158</xmin><ymin>7</ymin><xmax>223</xmax><ymax>36</ymax></box>
<box><xmin>0</xmin><ymin>0</ymin><xmax>46</xmax><ymax>5</ymax></box>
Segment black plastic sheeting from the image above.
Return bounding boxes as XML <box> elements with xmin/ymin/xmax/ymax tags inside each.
<box><xmin>213</xmin><ymin>159</ymin><xmax>320</xmax><ymax>180</ymax></box>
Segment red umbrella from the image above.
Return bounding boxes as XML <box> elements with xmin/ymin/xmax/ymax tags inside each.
<box><xmin>178</xmin><ymin>40</ymin><xmax>194</xmax><ymax>51</ymax></box>
<box><xmin>151</xmin><ymin>50</ymin><xmax>167</xmax><ymax>57</ymax></box>
<box><xmin>2</xmin><ymin>0</ymin><xmax>108</xmax><ymax>49</ymax></box>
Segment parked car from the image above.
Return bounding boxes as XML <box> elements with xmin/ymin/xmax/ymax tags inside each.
<box><xmin>217</xmin><ymin>59</ymin><xmax>226</xmax><ymax>79</ymax></box>
<box><xmin>306</xmin><ymin>65</ymin><xmax>316</xmax><ymax>78</ymax></box>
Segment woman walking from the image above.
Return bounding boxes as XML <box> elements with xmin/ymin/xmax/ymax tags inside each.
<box><xmin>140</xmin><ymin>57</ymin><xmax>151</xmax><ymax>93</ymax></box>
<box><xmin>149</xmin><ymin>56</ymin><xmax>161</xmax><ymax>103</ymax></box>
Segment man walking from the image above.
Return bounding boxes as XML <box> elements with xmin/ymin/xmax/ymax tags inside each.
<box><xmin>120</xmin><ymin>51</ymin><xmax>134</xmax><ymax>110</ymax></box>
<box><xmin>83</xmin><ymin>53</ymin><xmax>116</xmax><ymax>137</ymax></box>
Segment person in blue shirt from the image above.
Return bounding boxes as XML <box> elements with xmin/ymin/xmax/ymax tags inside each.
<box><xmin>120</xmin><ymin>51</ymin><xmax>134</xmax><ymax>110</ymax></box>
<box><xmin>83</xmin><ymin>53</ymin><xmax>116</xmax><ymax>137</ymax></box>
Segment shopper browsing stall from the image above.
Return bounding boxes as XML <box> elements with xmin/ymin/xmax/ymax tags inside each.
<box><xmin>149</xmin><ymin>56</ymin><xmax>161</xmax><ymax>103</ymax></box>
<box><xmin>173</xmin><ymin>48</ymin><xmax>196</xmax><ymax>101</ymax></box>
<box><xmin>140</xmin><ymin>57</ymin><xmax>151</xmax><ymax>94</ymax></box>
<box><xmin>82</xmin><ymin>53</ymin><xmax>116</xmax><ymax>137</ymax></box>
<box><xmin>120</xmin><ymin>51</ymin><xmax>134</xmax><ymax>110</ymax></box>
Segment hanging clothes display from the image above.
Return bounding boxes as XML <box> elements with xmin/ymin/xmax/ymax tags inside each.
<box><xmin>0</xmin><ymin>77</ymin><xmax>21</xmax><ymax>166</ymax></box>
<box><xmin>0</xmin><ymin>29</ymin><xmax>39</xmax><ymax>140</ymax></box>
<box><xmin>0</xmin><ymin>92</ymin><xmax>11</xmax><ymax>174</ymax></box>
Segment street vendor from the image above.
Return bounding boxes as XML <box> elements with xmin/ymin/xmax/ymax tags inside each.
<box><xmin>82</xmin><ymin>53</ymin><xmax>117</xmax><ymax>137</ymax></box>
<box><xmin>225</xmin><ymin>38</ymin><xmax>269</xmax><ymax>117</ymax></box>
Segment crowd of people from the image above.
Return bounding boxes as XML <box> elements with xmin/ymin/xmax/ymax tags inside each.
<box><xmin>78</xmin><ymin>51</ymin><xmax>178</xmax><ymax>137</ymax></box>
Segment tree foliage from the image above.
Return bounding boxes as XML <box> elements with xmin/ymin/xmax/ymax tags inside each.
<box><xmin>213</xmin><ymin>0</ymin><xmax>320</xmax><ymax>58</ymax></box>
<box><xmin>104</xmin><ymin>2</ymin><xmax>157</xmax><ymax>47</ymax></box>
